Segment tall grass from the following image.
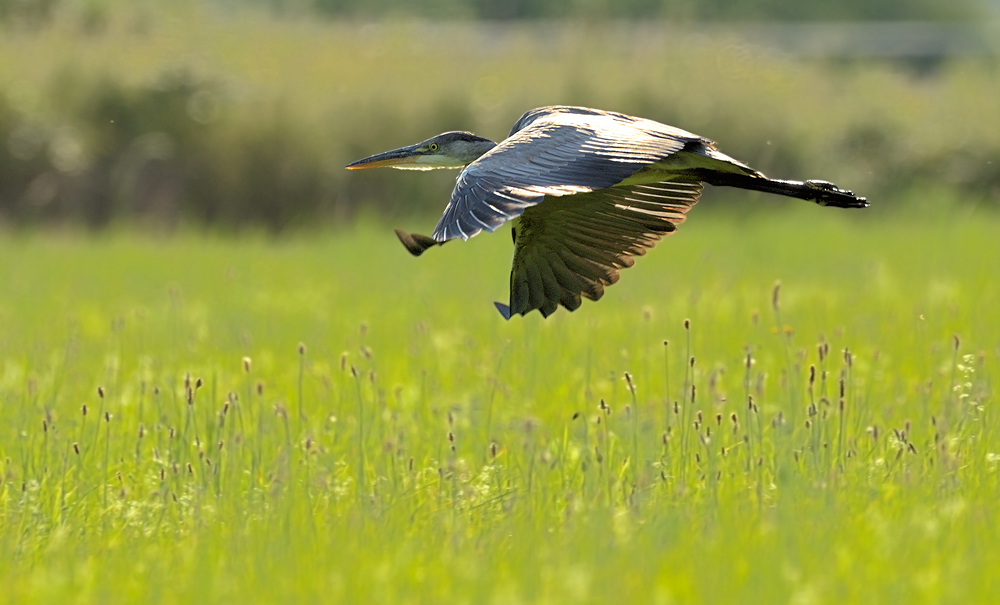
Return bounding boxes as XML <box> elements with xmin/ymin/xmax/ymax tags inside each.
<box><xmin>0</xmin><ymin>210</ymin><xmax>996</xmax><ymax>601</ymax></box>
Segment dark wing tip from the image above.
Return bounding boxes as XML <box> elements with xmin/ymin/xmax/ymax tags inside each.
<box><xmin>494</xmin><ymin>302</ymin><xmax>512</xmax><ymax>320</ymax></box>
<box><xmin>394</xmin><ymin>229</ymin><xmax>440</xmax><ymax>257</ymax></box>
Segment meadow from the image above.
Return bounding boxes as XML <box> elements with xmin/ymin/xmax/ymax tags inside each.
<box><xmin>0</xmin><ymin>206</ymin><xmax>997</xmax><ymax>603</ymax></box>
<box><xmin>2</xmin><ymin>3</ymin><xmax>999</xmax><ymax>602</ymax></box>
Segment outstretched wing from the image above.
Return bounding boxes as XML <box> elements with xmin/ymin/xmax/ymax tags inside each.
<box><xmin>432</xmin><ymin>106</ymin><xmax>706</xmax><ymax>242</ymax></box>
<box><xmin>499</xmin><ymin>180</ymin><xmax>703</xmax><ymax>318</ymax></box>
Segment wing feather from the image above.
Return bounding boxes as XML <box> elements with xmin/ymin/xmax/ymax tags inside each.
<box><xmin>433</xmin><ymin>106</ymin><xmax>707</xmax><ymax>242</ymax></box>
<box><xmin>505</xmin><ymin>180</ymin><xmax>703</xmax><ymax>317</ymax></box>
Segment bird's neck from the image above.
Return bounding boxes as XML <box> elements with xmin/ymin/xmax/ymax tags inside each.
<box><xmin>453</xmin><ymin>139</ymin><xmax>497</xmax><ymax>166</ymax></box>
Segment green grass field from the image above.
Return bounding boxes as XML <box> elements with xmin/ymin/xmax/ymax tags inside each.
<box><xmin>0</xmin><ymin>206</ymin><xmax>997</xmax><ymax>602</ymax></box>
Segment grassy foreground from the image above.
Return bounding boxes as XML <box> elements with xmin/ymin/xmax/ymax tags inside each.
<box><xmin>0</xmin><ymin>209</ymin><xmax>998</xmax><ymax>603</ymax></box>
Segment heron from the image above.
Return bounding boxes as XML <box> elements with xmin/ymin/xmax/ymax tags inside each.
<box><xmin>346</xmin><ymin>106</ymin><xmax>867</xmax><ymax>319</ymax></box>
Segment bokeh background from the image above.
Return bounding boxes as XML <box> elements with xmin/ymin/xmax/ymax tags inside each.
<box><xmin>1</xmin><ymin>0</ymin><xmax>998</xmax><ymax>232</ymax></box>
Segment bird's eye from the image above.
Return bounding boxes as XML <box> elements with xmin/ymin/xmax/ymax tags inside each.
<box><xmin>428</xmin><ymin>143</ymin><xmax>439</xmax><ymax>152</ymax></box>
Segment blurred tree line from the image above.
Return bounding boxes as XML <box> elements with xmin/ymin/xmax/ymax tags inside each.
<box><xmin>1</xmin><ymin>5</ymin><xmax>998</xmax><ymax>231</ymax></box>
<box><xmin>1</xmin><ymin>0</ymin><xmax>990</xmax><ymax>28</ymax></box>
<box><xmin>303</xmin><ymin>0</ymin><xmax>987</xmax><ymax>21</ymax></box>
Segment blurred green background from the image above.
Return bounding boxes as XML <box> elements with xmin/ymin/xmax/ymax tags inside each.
<box><xmin>1</xmin><ymin>0</ymin><xmax>998</xmax><ymax>231</ymax></box>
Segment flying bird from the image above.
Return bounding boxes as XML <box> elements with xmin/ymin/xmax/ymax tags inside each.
<box><xmin>346</xmin><ymin>106</ymin><xmax>867</xmax><ymax>319</ymax></box>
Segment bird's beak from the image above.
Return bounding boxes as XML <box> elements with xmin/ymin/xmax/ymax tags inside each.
<box><xmin>345</xmin><ymin>144</ymin><xmax>421</xmax><ymax>170</ymax></box>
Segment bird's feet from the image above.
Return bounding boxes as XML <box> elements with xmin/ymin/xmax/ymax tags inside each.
<box><xmin>806</xmin><ymin>180</ymin><xmax>869</xmax><ymax>209</ymax></box>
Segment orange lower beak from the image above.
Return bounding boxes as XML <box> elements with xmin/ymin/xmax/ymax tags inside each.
<box><xmin>345</xmin><ymin>145</ymin><xmax>420</xmax><ymax>170</ymax></box>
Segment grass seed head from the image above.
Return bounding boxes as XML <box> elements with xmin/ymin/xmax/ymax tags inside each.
<box><xmin>97</xmin><ymin>386</ymin><xmax>105</xmax><ymax>399</ymax></box>
<box><xmin>772</xmin><ymin>282</ymin><xmax>781</xmax><ymax>311</ymax></box>
<box><xmin>73</xmin><ymin>442</ymin><xmax>80</xmax><ymax>455</ymax></box>
<box><xmin>298</xmin><ymin>342</ymin><xmax>306</xmax><ymax>355</ymax></box>
<box><xmin>243</xmin><ymin>356</ymin><xmax>252</xmax><ymax>373</ymax></box>
<box><xmin>82</xmin><ymin>404</ymin><xmax>88</xmax><ymax>416</ymax></box>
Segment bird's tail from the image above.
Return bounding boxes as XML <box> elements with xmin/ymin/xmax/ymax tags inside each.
<box><xmin>698</xmin><ymin>172</ymin><xmax>868</xmax><ymax>208</ymax></box>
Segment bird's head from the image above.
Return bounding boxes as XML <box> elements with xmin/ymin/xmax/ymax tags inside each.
<box><xmin>346</xmin><ymin>131</ymin><xmax>497</xmax><ymax>171</ymax></box>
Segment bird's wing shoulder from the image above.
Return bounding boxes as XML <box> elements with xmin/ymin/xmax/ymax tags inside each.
<box><xmin>505</xmin><ymin>179</ymin><xmax>703</xmax><ymax>318</ymax></box>
<box><xmin>433</xmin><ymin>106</ymin><xmax>706</xmax><ymax>242</ymax></box>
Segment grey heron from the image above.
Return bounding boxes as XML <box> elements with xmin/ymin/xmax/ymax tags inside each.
<box><xmin>346</xmin><ymin>106</ymin><xmax>867</xmax><ymax>319</ymax></box>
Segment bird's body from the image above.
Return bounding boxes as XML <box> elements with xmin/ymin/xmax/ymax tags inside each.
<box><xmin>347</xmin><ymin>106</ymin><xmax>867</xmax><ymax>318</ymax></box>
